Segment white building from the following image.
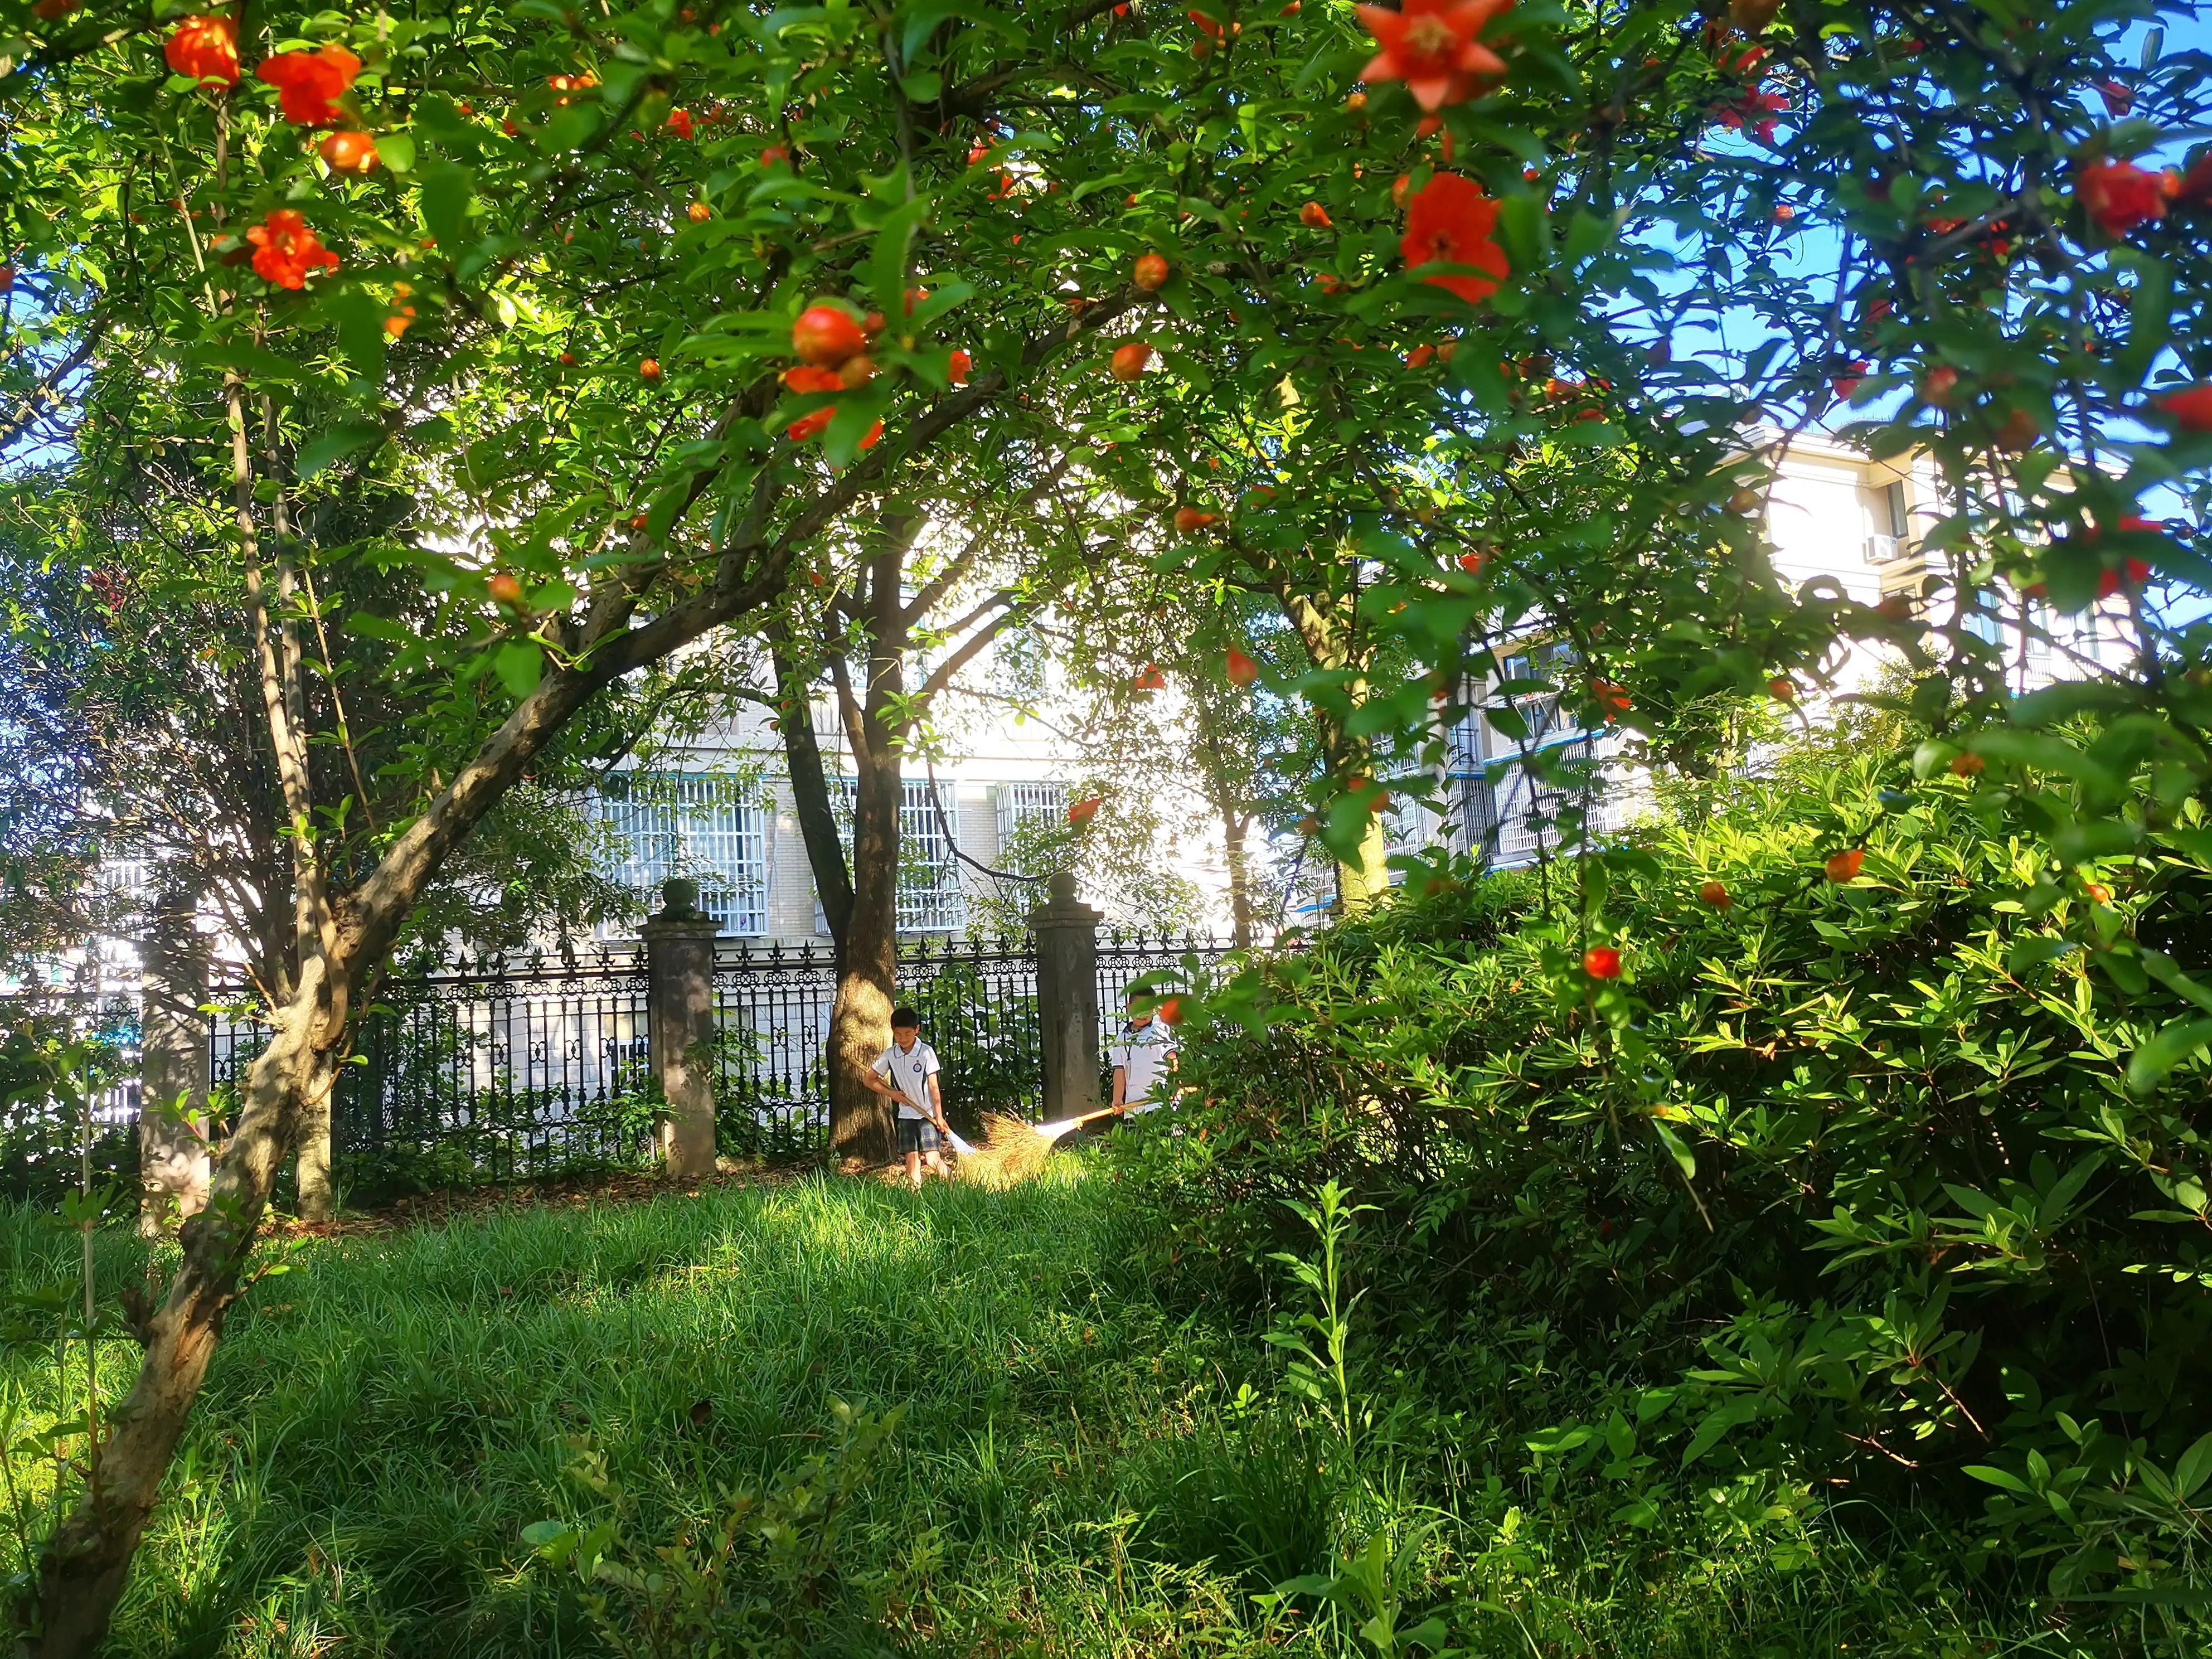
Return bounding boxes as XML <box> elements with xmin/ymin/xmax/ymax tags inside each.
<box><xmin>589</xmin><ymin>696</ymin><xmax>1082</xmax><ymax>944</ymax></box>
<box><xmin>1434</xmin><ymin>435</ymin><xmax>2141</xmax><ymax>869</ymax></box>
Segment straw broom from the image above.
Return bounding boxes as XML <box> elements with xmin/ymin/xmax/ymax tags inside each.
<box><xmin>958</xmin><ymin>1106</ymin><xmax>1121</xmax><ymax>1186</ymax></box>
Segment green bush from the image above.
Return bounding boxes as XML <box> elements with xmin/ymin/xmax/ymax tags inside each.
<box><xmin>1121</xmin><ymin>730</ymin><xmax>2212</xmax><ymax>1624</ymax></box>
<box><xmin>0</xmin><ymin>1018</ymin><xmax>138</xmax><ymax>1205</ymax></box>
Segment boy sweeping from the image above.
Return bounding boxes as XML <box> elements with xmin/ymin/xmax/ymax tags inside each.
<box><xmin>866</xmin><ymin>1005</ymin><xmax>954</xmax><ymax>1189</ymax></box>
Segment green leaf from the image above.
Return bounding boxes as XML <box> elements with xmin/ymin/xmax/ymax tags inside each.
<box><xmin>322</xmin><ymin>288</ymin><xmax>390</xmax><ymax>381</ymax></box>
<box><xmin>1651</xmin><ymin>1117</ymin><xmax>1696</xmax><ymax>1180</ymax></box>
<box><xmin>492</xmin><ymin>640</ymin><xmax>544</xmax><ymax>699</ymax></box>
<box><xmin>2141</xmin><ymin>950</ymin><xmax>2212</xmax><ymax>1016</ymax></box>
<box><xmin>1964</xmin><ymin>1464</ymin><xmax>2032</xmax><ymax>1495</ymax></box>
<box><xmin>295</xmin><ymin>419</ymin><xmax>387</xmax><ymax>479</ymax></box>
<box><xmin>2006</xmin><ymin>935</ymin><xmax>2075</xmax><ymax>976</ymax></box>
<box><xmin>1496</xmin><ymin>193</ymin><xmax>1546</xmax><ymax>275</ymax></box>
<box><xmin>376</xmin><ymin>131</ymin><xmax>416</xmax><ymax>173</ymax></box>
<box><xmin>1682</xmin><ymin>1398</ymin><xmax>1757</xmax><ymax>1467</ymax></box>
<box><xmin>180</xmin><ymin>342</ymin><xmax>304</xmax><ymax>384</ymax></box>
<box><xmin>869</xmin><ymin>192</ymin><xmax>932</xmax><ymax>318</ymax></box>
<box><xmin>2050</xmin><ymin>817</ymin><xmax>2140</xmax><ymax>864</ymax></box>
<box><xmin>1970</xmin><ymin>729</ymin><xmax>2123</xmax><ymax>803</ymax></box>
<box><xmin>2175</xmin><ymin>1432</ymin><xmax>2212</xmax><ymax>1500</ymax></box>
<box><xmin>420</xmin><ymin>158</ymin><xmax>477</xmax><ymax>255</ymax></box>
<box><xmin>2128</xmin><ymin>1017</ymin><xmax>2212</xmax><ymax>1097</ymax></box>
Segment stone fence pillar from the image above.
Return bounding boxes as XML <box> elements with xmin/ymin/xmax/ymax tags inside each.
<box><xmin>643</xmin><ymin>878</ymin><xmax>721</xmax><ymax>1180</ymax></box>
<box><xmin>1029</xmin><ymin>871</ymin><xmax>1102</xmax><ymax>1123</ymax></box>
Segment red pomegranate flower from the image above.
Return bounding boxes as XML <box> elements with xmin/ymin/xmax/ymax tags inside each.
<box><xmin>666</xmin><ymin>107</ymin><xmax>695</xmax><ymax>139</ymax></box>
<box><xmin>1356</xmin><ymin>0</ymin><xmax>1511</xmax><ymax>113</ymax></box>
<box><xmin>2077</xmin><ymin>157</ymin><xmax>2171</xmax><ymax>235</ymax></box>
<box><xmin>1582</xmin><ymin>945</ymin><xmax>1622</xmax><ymax>980</ymax></box>
<box><xmin>166</xmin><ymin>15</ymin><xmax>240</xmax><ymax>87</ymax></box>
<box><xmin>786</xmin><ymin>408</ymin><xmax>835</xmax><ymax>442</ymax></box>
<box><xmin>256</xmin><ymin>43</ymin><xmax>362</xmax><ymax>126</ymax></box>
<box><xmin>2157</xmin><ymin>384</ymin><xmax>2212</xmax><ymax>432</ymax></box>
<box><xmin>1589</xmin><ymin>677</ymin><xmax>1631</xmax><ymax>719</ymax></box>
<box><xmin>1715</xmin><ymin>89</ymin><xmax>1789</xmax><ymax>143</ymax></box>
<box><xmin>246</xmin><ymin>209</ymin><xmax>339</xmax><ymax>289</ymax></box>
<box><xmin>2177</xmin><ymin>154</ymin><xmax>2212</xmax><ymax>210</ymax></box>
<box><xmin>1401</xmin><ymin>172</ymin><xmax>1508</xmax><ymax>303</ymax></box>
<box><xmin>949</xmin><ymin>349</ymin><xmax>972</xmax><ymax>385</ymax></box>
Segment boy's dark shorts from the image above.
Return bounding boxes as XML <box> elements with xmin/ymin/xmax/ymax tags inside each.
<box><xmin>896</xmin><ymin>1118</ymin><xmax>943</xmax><ymax>1156</ymax></box>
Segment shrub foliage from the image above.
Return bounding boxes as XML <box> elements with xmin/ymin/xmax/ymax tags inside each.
<box><xmin>1130</xmin><ymin>731</ymin><xmax>2212</xmax><ymax>1607</ymax></box>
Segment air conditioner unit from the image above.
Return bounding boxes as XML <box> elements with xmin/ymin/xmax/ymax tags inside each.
<box><xmin>1865</xmin><ymin>533</ymin><xmax>1900</xmax><ymax>565</ymax></box>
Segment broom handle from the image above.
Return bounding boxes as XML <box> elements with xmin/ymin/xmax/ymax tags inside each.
<box><xmin>1042</xmin><ymin>1103</ymin><xmax>1125</xmax><ymax>1137</ymax></box>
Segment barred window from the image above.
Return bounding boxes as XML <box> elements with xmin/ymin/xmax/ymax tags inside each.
<box><xmin>900</xmin><ymin>780</ymin><xmax>965</xmax><ymax>932</ymax></box>
<box><xmin>996</xmin><ymin>781</ymin><xmax>1067</xmax><ymax>845</ymax></box>
<box><xmin>829</xmin><ymin>779</ymin><xmax>967</xmax><ymax>933</ymax></box>
<box><xmin>1496</xmin><ymin>641</ymin><xmax>1579</xmax><ymax>745</ymax></box>
<box><xmin>597</xmin><ymin>774</ymin><xmax>768</xmax><ymax>937</ymax></box>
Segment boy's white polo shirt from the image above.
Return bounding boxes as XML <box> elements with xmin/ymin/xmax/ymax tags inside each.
<box><xmin>872</xmin><ymin>1039</ymin><xmax>941</xmax><ymax>1119</ymax></box>
<box><xmin>1109</xmin><ymin>1020</ymin><xmax>1177</xmax><ymax>1113</ymax></box>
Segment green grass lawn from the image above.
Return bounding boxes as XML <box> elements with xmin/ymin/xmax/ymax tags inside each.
<box><xmin>1</xmin><ymin>1170</ymin><xmax>2119</xmax><ymax>1657</ymax></box>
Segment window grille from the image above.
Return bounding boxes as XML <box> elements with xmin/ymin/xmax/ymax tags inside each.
<box><xmin>1961</xmin><ymin>587</ymin><xmax>2002</xmax><ymax>646</ymax></box>
<box><xmin>996</xmin><ymin>781</ymin><xmax>1068</xmax><ymax>845</ymax></box>
<box><xmin>96</xmin><ymin>857</ymin><xmax>149</xmax><ymax>903</ymax></box>
<box><xmin>828</xmin><ymin>778</ymin><xmax>967</xmax><ymax>933</ymax></box>
<box><xmin>1459</xmin><ymin>738</ymin><xmax>1636</xmax><ymax>868</ymax></box>
<box><xmin>1496</xmin><ymin>642</ymin><xmax>1579</xmax><ymax>746</ymax></box>
<box><xmin>901</xmin><ymin>779</ymin><xmax>966</xmax><ymax>932</ymax></box>
<box><xmin>1380</xmin><ymin>793</ymin><xmax>1432</xmax><ymax>886</ymax></box>
<box><xmin>596</xmin><ymin>774</ymin><xmax>767</xmax><ymax>937</ymax></box>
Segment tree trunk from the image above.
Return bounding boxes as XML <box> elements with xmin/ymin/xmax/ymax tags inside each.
<box><xmin>773</xmin><ymin>648</ymin><xmax>889</xmax><ymax>1161</ymax></box>
<box><xmin>30</xmin><ymin>659</ymin><xmax>611</xmax><ymax>1652</ymax></box>
<box><xmin>1318</xmin><ymin>698</ymin><xmax>1392</xmax><ymax>915</ymax></box>
<box><xmin>830</xmin><ymin>734</ymin><xmax>899</xmax><ymax>1166</ymax></box>
<box><xmin>1270</xmin><ymin>583</ymin><xmax>1390</xmax><ymax>915</ymax></box>
<box><xmin>819</xmin><ymin>520</ymin><xmax>921</xmax><ymax>1168</ymax></box>
<box><xmin>772</xmin><ymin>635</ymin><xmax>854</xmax><ymax>951</ymax></box>
<box><xmin>1190</xmin><ymin>691</ymin><xmax>1258</xmax><ymax>948</ymax></box>
<box><xmin>33</xmin><ymin>962</ymin><xmax>346</xmax><ymax>1653</ymax></box>
<box><xmin>138</xmin><ymin>889</ymin><xmax>211</xmax><ymax>1240</ymax></box>
<box><xmin>1223</xmin><ymin>812</ymin><xmax>1257</xmax><ymax>949</ymax></box>
<box><xmin>294</xmin><ymin>1092</ymin><xmax>333</xmax><ymax>1221</ymax></box>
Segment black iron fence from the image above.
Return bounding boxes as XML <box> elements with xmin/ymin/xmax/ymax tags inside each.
<box><xmin>322</xmin><ymin>950</ymin><xmax>654</xmax><ymax>1196</ymax></box>
<box><xmin>1095</xmin><ymin>929</ymin><xmax>1240</xmax><ymax>1098</ymax></box>
<box><xmin>4</xmin><ymin>928</ymin><xmax>1240</xmax><ymax>1202</ymax></box>
<box><xmin>702</xmin><ymin>935</ymin><xmax>1049</xmax><ymax>1152</ymax></box>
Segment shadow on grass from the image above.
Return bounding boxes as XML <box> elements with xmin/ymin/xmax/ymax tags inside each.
<box><xmin>4</xmin><ymin>1171</ymin><xmax>1274</xmax><ymax>1658</ymax></box>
